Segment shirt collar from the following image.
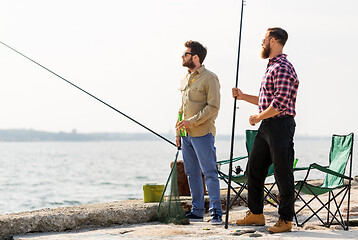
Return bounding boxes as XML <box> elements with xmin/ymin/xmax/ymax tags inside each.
<box><xmin>187</xmin><ymin>65</ymin><xmax>205</xmax><ymax>75</ymax></box>
<box><xmin>268</xmin><ymin>54</ymin><xmax>287</xmax><ymax>65</ymax></box>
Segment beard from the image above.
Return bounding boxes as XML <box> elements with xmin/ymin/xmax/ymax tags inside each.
<box><xmin>182</xmin><ymin>57</ymin><xmax>196</xmax><ymax>69</ymax></box>
<box><xmin>261</xmin><ymin>44</ymin><xmax>271</xmax><ymax>59</ymax></box>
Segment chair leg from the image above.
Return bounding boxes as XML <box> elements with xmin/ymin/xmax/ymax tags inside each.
<box><xmin>327</xmin><ymin>187</ymin><xmax>349</xmax><ymax>229</ymax></box>
<box><xmin>296</xmin><ymin>185</ymin><xmax>350</xmax><ymax>229</ymax></box>
<box><xmin>327</xmin><ymin>191</ymin><xmax>331</xmax><ymax>225</ymax></box>
<box><xmin>346</xmin><ymin>184</ymin><xmax>351</xmax><ymax>230</ymax></box>
<box><xmin>220</xmin><ymin>176</ymin><xmax>248</xmax><ymax>211</ymax></box>
<box><xmin>228</xmin><ymin>184</ymin><xmax>247</xmax><ymax>209</ymax></box>
<box><xmin>305</xmin><ymin>190</ymin><xmax>341</xmax><ymax>228</ymax></box>
<box><xmin>294</xmin><ymin>189</ymin><xmax>302</xmax><ymax>227</ymax></box>
<box><xmin>263</xmin><ymin>182</ymin><xmax>275</xmax><ymax>201</ymax></box>
<box><xmin>263</xmin><ymin>184</ymin><xmax>278</xmax><ymax>207</ymax></box>
<box><xmin>295</xmin><ymin>183</ymin><xmax>332</xmax><ymax>227</ymax></box>
<box><xmin>297</xmin><ymin>194</ymin><xmax>329</xmax><ymax>227</ymax></box>
<box><xmin>321</xmin><ymin>187</ymin><xmax>348</xmax><ymax>229</ymax></box>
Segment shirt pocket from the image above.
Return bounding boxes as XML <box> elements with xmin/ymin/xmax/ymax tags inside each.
<box><xmin>189</xmin><ymin>86</ymin><xmax>206</xmax><ymax>102</ymax></box>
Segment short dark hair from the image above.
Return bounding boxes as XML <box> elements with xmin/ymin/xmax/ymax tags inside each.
<box><xmin>267</xmin><ymin>27</ymin><xmax>288</xmax><ymax>46</ymax></box>
<box><xmin>184</xmin><ymin>40</ymin><xmax>207</xmax><ymax>64</ymax></box>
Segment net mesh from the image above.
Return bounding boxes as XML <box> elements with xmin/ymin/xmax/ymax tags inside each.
<box><xmin>157</xmin><ymin>151</ymin><xmax>189</xmax><ymax>225</ymax></box>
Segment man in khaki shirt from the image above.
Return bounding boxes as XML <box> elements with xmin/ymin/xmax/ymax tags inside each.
<box><xmin>176</xmin><ymin>40</ymin><xmax>222</xmax><ymax>225</ymax></box>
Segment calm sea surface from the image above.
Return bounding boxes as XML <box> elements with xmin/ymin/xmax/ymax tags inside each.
<box><xmin>0</xmin><ymin>139</ymin><xmax>356</xmax><ymax>214</ymax></box>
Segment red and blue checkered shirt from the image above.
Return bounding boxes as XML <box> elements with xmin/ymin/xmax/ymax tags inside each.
<box><xmin>259</xmin><ymin>54</ymin><xmax>299</xmax><ymax>118</ymax></box>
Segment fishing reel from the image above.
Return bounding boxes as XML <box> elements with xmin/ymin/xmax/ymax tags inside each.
<box><xmin>234</xmin><ymin>165</ymin><xmax>243</xmax><ymax>175</ymax></box>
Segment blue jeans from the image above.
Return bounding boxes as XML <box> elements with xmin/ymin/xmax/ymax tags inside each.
<box><xmin>182</xmin><ymin>133</ymin><xmax>223</xmax><ymax>217</ymax></box>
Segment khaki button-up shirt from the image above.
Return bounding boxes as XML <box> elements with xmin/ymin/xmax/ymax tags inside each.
<box><xmin>176</xmin><ymin>65</ymin><xmax>220</xmax><ymax>137</ymax></box>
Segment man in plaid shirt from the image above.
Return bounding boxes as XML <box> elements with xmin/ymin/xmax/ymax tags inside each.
<box><xmin>233</xmin><ymin>27</ymin><xmax>299</xmax><ymax>233</ymax></box>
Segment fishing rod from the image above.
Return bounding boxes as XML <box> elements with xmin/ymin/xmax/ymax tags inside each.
<box><xmin>225</xmin><ymin>0</ymin><xmax>246</xmax><ymax>229</ymax></box>
<box><xmin>0</xmin><ymin>41</ymin><xmax>177</xmax><ymax>148</ymax></box>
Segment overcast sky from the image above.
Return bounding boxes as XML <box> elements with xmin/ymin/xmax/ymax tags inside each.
<box><xmin>1</xmin><ymin>0</ymin><xmax>357</xmax><ymax>137</ymax></box>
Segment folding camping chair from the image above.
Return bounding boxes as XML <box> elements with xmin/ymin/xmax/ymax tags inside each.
<box><xmin>294</xmin><ymin>133</ymin><xmax>354</xmax><ymax>230</ymax></box>
<box><xmin>217</xmin><ymin>130</ymin><xmax>279</xmax><ymax>209</ymax></box>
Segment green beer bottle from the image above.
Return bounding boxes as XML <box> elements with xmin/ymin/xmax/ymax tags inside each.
<box><xmin>178</xmin><ymin>113</ymin><xmax>187</xmax><ymax>137</ymax></box>
<box><xmin>293</xmin><ymin>158</ymin><xmax>298</xmax><ymax>168</ymax></box>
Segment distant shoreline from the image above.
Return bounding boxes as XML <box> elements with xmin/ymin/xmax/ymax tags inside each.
<box><xmin>0</xmin><ymin>129</ymin><xmax>332</xmax><ymax>142</ymax></box>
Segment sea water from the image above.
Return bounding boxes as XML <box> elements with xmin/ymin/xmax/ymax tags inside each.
<box><xmin>0</xmin><ymin>139</ymin><xmax>356</xmax><ymax>214</ymax></box>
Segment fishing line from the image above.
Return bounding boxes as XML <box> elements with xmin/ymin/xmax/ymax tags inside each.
<box><xmin>225</xmin><ymin>0</ymin><xmax>246</xmax><ymax>229</ymax></box>
<box><xmin>0</xmin><ymin>41</ymin><xmax>177</xmax><ymax>148</ymax></box>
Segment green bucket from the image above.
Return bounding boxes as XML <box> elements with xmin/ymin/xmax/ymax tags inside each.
<box><xmin>143</xmin><ymin>183</ymin><xmax>164</xmax><ymax>203</ymax></box>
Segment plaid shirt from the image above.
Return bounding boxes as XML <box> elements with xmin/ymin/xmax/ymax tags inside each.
<box><xmin>259</xmin><ymin>54</ymin><xmax>299</xmax><ymax>118</ymax></box>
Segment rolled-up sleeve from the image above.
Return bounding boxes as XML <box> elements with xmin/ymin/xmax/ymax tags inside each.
<box><xmin>271</xmin><ymin>68</ymin><xmax>295</xmax><ymax>112</ymax></box>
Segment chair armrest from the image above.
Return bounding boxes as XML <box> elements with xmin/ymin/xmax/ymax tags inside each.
<box><xmin>217</xmin><ymin>155</ymin><xmax>248</xmax><ymax>166</ymax></box>
<box><xmin>293</xmin><ymin>166</ymin><xmax>309</xmax><ymax>171</ymax></box>
<box><xmin>310</xmin><ymin>163</ymin><xmax>352</xmax><ymax>180</ymax></box>
<box><xmin>293</xmin><ymin>165</ymin><xmax>328</xmax><ymax>171</ymax></box>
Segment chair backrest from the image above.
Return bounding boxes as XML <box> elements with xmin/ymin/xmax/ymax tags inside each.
<box><xmin>267</xmin><ymin>163</ymin><xmax>275</xmax><ymax>176</ymax></box>
<box><xmin>245</xmin><ymin>130</ymin><xmax>258</xmax><ymax>156</ymax></box>
<box><xmin>322</xmin><ymin>133</ymin><xmax>354</xmax><ymax>188</ymax></box>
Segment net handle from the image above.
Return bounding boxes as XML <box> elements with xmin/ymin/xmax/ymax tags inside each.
<box><xmin>158</xmin><ymin>150</ymin><xmax>179</xmax><ymax>211</ymax></box>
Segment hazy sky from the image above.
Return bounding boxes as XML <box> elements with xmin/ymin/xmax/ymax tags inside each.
<box><xmin>1</xmin><ymin>0</ymin><xmax>357</xmax><ymax>137</ymax></box>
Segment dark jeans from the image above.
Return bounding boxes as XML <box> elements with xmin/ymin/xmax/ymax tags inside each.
<box><xmin>247</xmin><ymin>116</ymin><xmax>296</xmax><ymax>221</ymax></box>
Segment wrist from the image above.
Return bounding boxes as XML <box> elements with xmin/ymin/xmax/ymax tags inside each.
<box><xmin>254</xmin><ymin>113</ymin><xmax>265</xmax><ymax>123</ymax></box>
<box><xmin>188</xmin><ymin>118</ymin><xmax>195</xmax><ymax>126</ymax></box>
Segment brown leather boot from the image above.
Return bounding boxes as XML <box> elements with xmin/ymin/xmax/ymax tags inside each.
<box><xmin>236</xmin><ymin>210</ymin><xmax>266</xmax><ymax>226</ymax></box>
<box><xmin>268</xmin><ymin>219</ymin><xmax>292</xmax><ymax>233</ymax></box>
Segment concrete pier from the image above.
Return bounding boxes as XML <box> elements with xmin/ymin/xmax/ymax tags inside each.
<box><xmin>3</xmin><ymin>179</ymin><xmax>357</xmax><ymax>240</ymax></box>
<box><xmin>0</xmin><ymin>200</ymin><xmax>159</xmax><ymax>239</ymax></box>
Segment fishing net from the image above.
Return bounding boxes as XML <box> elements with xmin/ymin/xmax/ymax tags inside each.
<box><xmin>157</xmin><ymin>150</ymin><xmax>189</xmax><ymax>225</ymax></box>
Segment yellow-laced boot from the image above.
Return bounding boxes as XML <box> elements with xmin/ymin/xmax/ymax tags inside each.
<box><xmin>236</xmin><ymin>210</ymin><xmax>266</xmax><ymax>226</ymax></box>
<box><xmin>268</xmin><ymin>219</ymin><xmax>292</xmax><ymax>233</ymax></box>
